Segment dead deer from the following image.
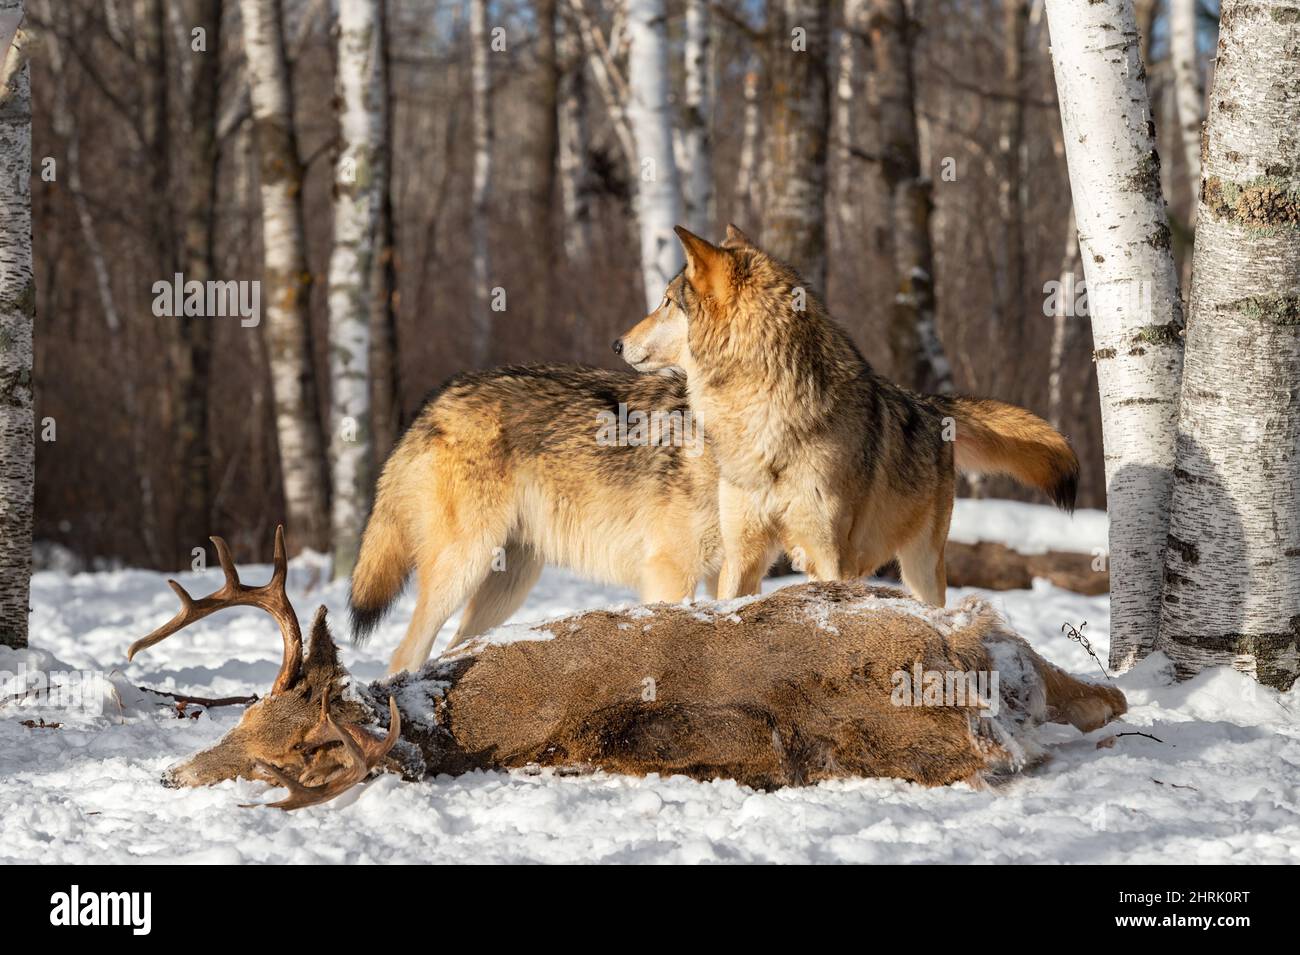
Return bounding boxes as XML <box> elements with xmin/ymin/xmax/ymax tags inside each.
<box><xmin>131</xmin><ymin>530</ymin><xmax>1126</xmax><ymax>809</ymax></box>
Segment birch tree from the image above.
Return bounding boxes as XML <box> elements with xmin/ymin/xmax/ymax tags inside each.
<box><xmin>1043</xmin><ymin>0</ymin><xmax>1185</xmax><ymax>670</ymax></box>
<box><xmin>327</xmin><ymin>0</ymin><xmax>382</xmax><ymax>578</ymax></box>
<box><xmin>832</xmin><ymin>0</ymin><xmax>867</xmax><ymax>244</ymax></box>
<box><xmin>469</xmin><ymin>0</ymin><xmax>492</xmax><ymax>363</ymax></box>
<box><xmin>681</xmin><ymin>0</ymin><xmax>713</xmax><ymax>236</ymax></box>
<box><xmin>1159</xmin><ymin>0</ymin><xmax>1300</xmax><ymax>691</ymax></box>
<box><xmin>868</xmin><ymin>0</ymin><xmax>951</xmax><ymax>393</ymax></box>
<box><xmin>241</xmin><ymin>0</ymin><xmax>330</xmax><ymax>553</ymax></box>
<box><xmin>763</xmin><ymin>0</ymin><xmax>830</xmax><ymax>292</ymax></box>
<box><xmin>0</xmin><ymin>4</ymin><xmax>30</xmax><ymax>648</ymax></box>
<box><xmin>626</xmin><ymin>0</ymin><xmax>684</xmax><ymax>309</ymax></box>
<box><xmin>1170</xmin><ymin>0</ymin><xmax>1202</xmax><ymax>221</ymax></box>
<box><xmin>557</xmin><ymin>8</ymin><xmax>592</xmax><ymax>262</ymax></box>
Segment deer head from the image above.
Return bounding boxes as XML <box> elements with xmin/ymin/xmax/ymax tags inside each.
<box><xmin>130</xmin><ymin>527</ymin><xmax>399</xmax><ymax>808</ymax></box>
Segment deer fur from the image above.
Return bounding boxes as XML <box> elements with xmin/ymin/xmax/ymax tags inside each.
<box><xmin>163</xmin><ymin>581</ymin><xmax>1126</xmax><ymax>796</ymax></box>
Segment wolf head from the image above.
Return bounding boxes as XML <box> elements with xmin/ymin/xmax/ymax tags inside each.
<box><xmin>614</xmin><ymin>224</ymin><xmax>834</xmax><ymax>376</ymax></box>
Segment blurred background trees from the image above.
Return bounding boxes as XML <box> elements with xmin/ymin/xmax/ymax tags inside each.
<box><xmin>23</xmin><ymin>0</ymin><xmax>1218</xmax><ymax>571</ymax></box>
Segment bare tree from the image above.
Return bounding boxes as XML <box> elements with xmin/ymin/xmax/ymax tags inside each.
<box><xmin>0</xmin><ymin>4</ymin><xmax>31</xmax><ymax>647</ymax></box>
<box><xmin>868</xmin><ymin>0</ymin><xmax>951</xmax><ymax>393</ymax></box>
<box><xmin>762</xmin><ymin>0</ymin><xmax>830</xmax><ymax>292</ymax></box>
<box><xmin>327</xmin><ymin>0</ymin><xmax>382</xmax><ymax>578</ymax></box>
<box><xmin>1043</xmin><ymin>0</ymin><xmax>1184</xmax><ymax>671</ymax></box>
<box><xmin>176</xmin><ymin>0</ymin><xmax>223</xmax><ymax>560</ymax></box>
<box><xmin>369</xmin><ymin>0</ymin><xmax>400</xmax><ymax>459</ymax></box>
<box><xmin>1159</xmin><ymin>0</ymin><xmax>1300</xmax><ymax>691</ymax></box>
<box><xmin>240</xmin><ymin>0</ymin><xmax>329</xmax><ymax>553</ymax></box>
<box><xmin>469</xmin><ymin>0</ymin><xmax>492</xmax><ymax>363</ymax></box>
<box><xmin>681</xmin><ymin>0</ymin><xmax>713</xmax><ymax>236</ymax></box>
<box><xmin>626</xmin><ymin>0</ymin><xmax>684</xmax><ymax>309</ymax></box>
<box><xmin>1170</xmin><ymin>0</ymin><xmax>1203</xmax><ymax>222</ymax></box>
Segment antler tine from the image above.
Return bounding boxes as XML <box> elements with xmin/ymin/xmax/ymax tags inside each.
<box><xmin>126</xmin><ymin>579</ymin><xmax>205</xmax><ymax>660</ymax></box>
<box><xmin>270</xmin><ymin>524</ymin><xmax>288</xmax><ymax>588</ymax></box>
<box><xmin>210</xmin><ymin>535</ymin><xmax>243</xmax><ymax>594</ymax></box>
<box><xmin>242</xmin><ymin>692</ymin><xmax>399</xmax><ymax>811</ymax></box>
<box><xmin>128</xmin><ymin>525</ymin><xmax>303</xmax><ymax>695</ymax></box>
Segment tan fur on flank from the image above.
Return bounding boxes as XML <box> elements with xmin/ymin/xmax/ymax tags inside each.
<box><xmin>349</xmin><ymin>366</ymin><xmax>722</xmax><ymax>674</ymax></box>
<box><xmin>164</xmin><ymin>581</ymin><xmax>1127</xmax><ymax>794</ymax></box>
<box><xmin>618</xmin><ymin>226</ymin><xmax>1080</xmax><ymax>605</ymax></box>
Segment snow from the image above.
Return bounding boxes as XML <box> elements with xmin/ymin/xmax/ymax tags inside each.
<box><xmin>3</xmin><ymin>500</ymin><xmax>1298</xmax><ymax>864</ymax></box>
<box><xmin>948</xmin><ymin>497</ymin><xmax>1108</xmax><ymax>555</ymax></box>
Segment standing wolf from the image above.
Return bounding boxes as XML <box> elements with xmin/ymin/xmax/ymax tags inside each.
<box><xmin>349</xmin><ymin>365</ymin><xmax>720</xmax><ymax>673</ymax></box>
<box><xmin>615</xmin><ymin>226</ymin><xmax>1079</xmax><ymax>603</ymax></box>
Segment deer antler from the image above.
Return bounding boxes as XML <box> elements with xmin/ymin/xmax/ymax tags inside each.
<box><xmin>128</xmin><ymin>525</ymin><xmax>303</xmax><ymax>695</ymax></box>
<box><xmin>243</xmin><ymin>693</ymin><xmax>401</xmax><ymax>811</ymax></box>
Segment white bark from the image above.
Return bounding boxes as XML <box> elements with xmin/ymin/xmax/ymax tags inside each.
<box><xmin>680</xmin><ymin>0</ymin><xmax>713</xmax><ymax>236</ymax></box>
<box><xmin>626</xmin><ymin>0</ymin><xmax>684</xmax><ymax>309</ymax></box>
<box><xmin>1159</xmin><ymin>0</ymin><xmax>1300</xmax><ymax>691</ymax></box>
<box><xmin>832</xmin><ymin>0</ymin><xmax>866</xmax><ymax>240</ymax></box>
<box><xmin>1170</xmin><ymin>0</ymin><xmax>1203</xmax><ymax>221</ymax></box>
<box><xmin>0</xmin><ymin>6</ymin><xmax>31</xmax><ymax>648</ymax></box>
<box><xmin>558</xmin><ymin>10</ymin><xmax>592</xmax><ymax>262</ymax></box>
<box><xmin>469</xmin><ymin>0</ymin><xmax>492</xmax><ymax>364</ymax></box>
<box><xmin>735</xmin><ymin>61</ymin><xmax>761</xmax><ymax>225</ymax></box>
<box><xmin>567</xmin><ymin>0</ymin><xmax>636</xmax><ymax>169</ymax></box>
<box><xmin>1043</xmin><ymin>0</ymin><xmax>1185</xmax><ymax>671</ymax></box>
<box><xmin>328</xmin><ymin>0</ymin><xmax>382</xmax><ymax>579</ymax></box>
<box><xmin>241</xmin><ymin>0</ymin><xmax>330</xmax><ymax>553</ymax></box>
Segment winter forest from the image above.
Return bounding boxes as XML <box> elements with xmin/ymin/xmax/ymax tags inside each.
<box><xmin>0</xmin><ymin>0</ymin><xmax>1298</xmax><ymax>870</ymax></box>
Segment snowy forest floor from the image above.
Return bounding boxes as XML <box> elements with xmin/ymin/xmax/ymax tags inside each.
<box><xmin>3</xmin><ymin>501</ymin><xmax>1298</xmax><ymax>864</ymax></box>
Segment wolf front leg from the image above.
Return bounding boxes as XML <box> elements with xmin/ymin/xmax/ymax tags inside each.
<box><xmin>716</xmin><ymin>480</ymin><xmax>778</xmax><ymax>598</ymax></box>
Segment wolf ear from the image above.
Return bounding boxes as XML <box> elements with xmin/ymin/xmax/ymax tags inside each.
<box><xmin>674</xmin><ymin>226</ymin><xmax>728</xmax><ymax>299</ymax></box>
<box><xmin>721</xmin><ymin>224</ymin><xmax>754</xmax><ymax>249</ymax></box>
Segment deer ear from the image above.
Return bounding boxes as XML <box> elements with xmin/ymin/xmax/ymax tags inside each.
<box><xmin>303</xmin><ymin>605</ymin><xmax>344</xmax><ymax>686</ymax></box>
<box><xmin>722</xmin><ymin>223</ymin><xmax>754</xmax><ymax>249</ymax></box>
<box><xmin>674</xmin><ymin>226</ymin><xmax>728</xmax><ymax>299</ymax></box>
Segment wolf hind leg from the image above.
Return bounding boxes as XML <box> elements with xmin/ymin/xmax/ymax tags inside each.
<box><xmin>444</xmin><ymin>541</ymin><xmax>543</xmax><ymax>652</ymax></box>
<box><xmin>386</xmin><ymin>537</ymin><xmax>502</xmax><ymax>674</ymax></box>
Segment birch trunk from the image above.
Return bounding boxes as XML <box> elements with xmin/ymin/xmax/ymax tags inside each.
<box><xmin>1043</xmin><ymin>0</ymin><xmax>1185</xmax><ymax>671</ymax></box>
<box><xmin>681</xmin><ymin>0</ymin><xmax>713</xmax><ymax>236</ymax></box>
<box><xmin>833</xmin><ymin>0</ymin><xmax>867</xmax><ymax>244</ymax></box>
<box><xmin>0</xmin><ymin>8</ymin><xmax>31</xmax><ymax>647</ymax></box>
<box><xmin>1047</xmin><ymin>206</ymin><xmax>1080</xmax><ymax>431</ymax></box>
<box><xmin>626</xmin><ymin>0</ymin><xmax>684</xmax><ymax>309</ymax></box>
<box><xmin>868</xmin><ymin>0</ymin><xmax>952</xmax><ymax>393</ymax></box>
<box><xmin>1170</xmin><ymin>0</ymin><xmax>1202</xmax><ymax>222</ymax></box>
<box><xmin>1159</xmin><ymin>0</ymin><xmax>1300</xmax><ymax>691</ymax></box>
<box><xmin>558</xmin><ymin>9</ymin><xmax>592</xmax><ymax>263</ymax></box>
<box><xmin>241</xmin><ymin>0</ymin><xmax>330</xmax><ymax>554</ymax></box>
<box><xmin>469</xmin><ymin>0</ymin><xmax>492</xmax><ymax>364</ymax></box>
<box><xmin>762</xmin><ymin>0</ymin><xmax>831</xmax><ymax>292</ymax></box>
<box><xmin>735</xmin><ymin>62</ymin><xmax>761</xmax><ymax>226</ymax></box>
<box><xmin>327</xmin><ymin>0</ymin><xmax>382</xmax><ymax>579</ymax></box>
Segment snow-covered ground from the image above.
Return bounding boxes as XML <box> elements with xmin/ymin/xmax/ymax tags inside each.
<box><xmin>2</xmin><ymin>501</ymin><xmax>1298</xmax><ymax>864</ymax></box>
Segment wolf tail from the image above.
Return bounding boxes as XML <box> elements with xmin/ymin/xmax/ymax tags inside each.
<box><xmin>935</xmin><ymin>396</ymin><xmax>1079</xmax><ymax>512</ymax></box>
<box><xmin>349</xmin><ymin>487</ymin><xmax>413</xmax><ymax>645</ymax></box>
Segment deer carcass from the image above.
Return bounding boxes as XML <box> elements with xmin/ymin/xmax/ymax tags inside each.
<box><xmin>132</xmin><ymin>530</ymin><xmax>1126</xmax><ymax>808</ymax></box>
